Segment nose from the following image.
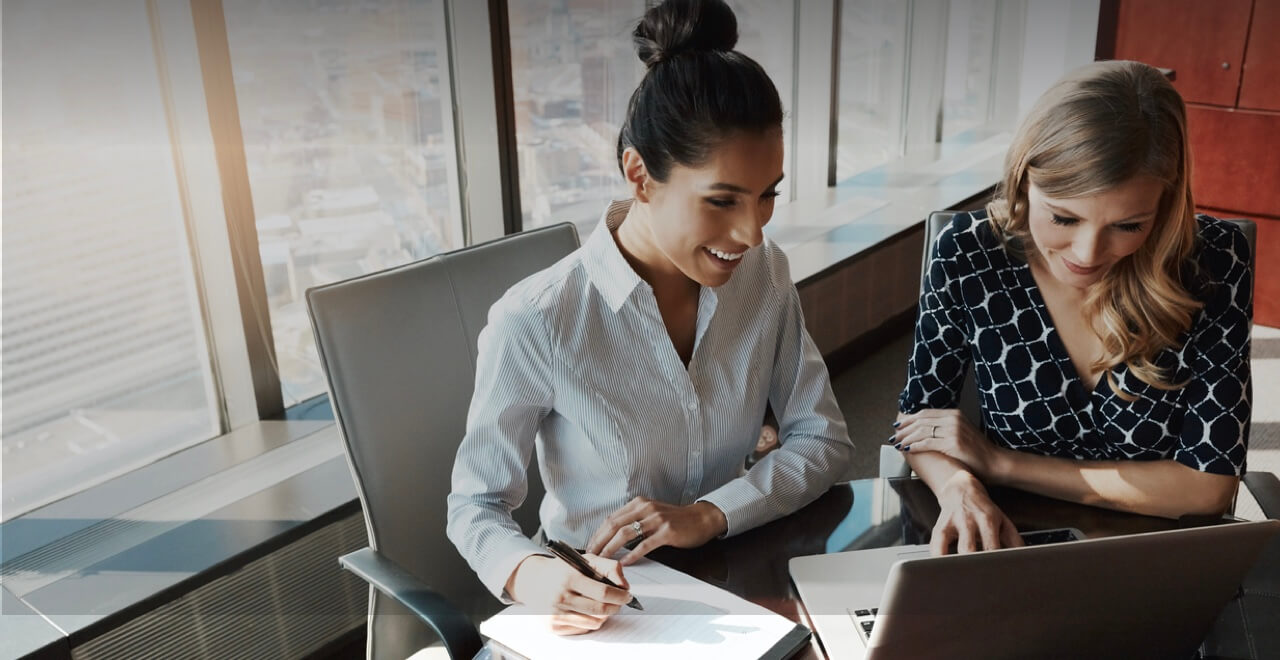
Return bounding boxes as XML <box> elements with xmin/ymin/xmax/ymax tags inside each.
<box><xmin>1071</xmin><ymin>229</ymin><xmax>1103</xmax><ymax>266</ymax></box>
<box><xmin>730</xmin><ymin>205</ymin><xmax>767</xmax><ymax>248</ymax></box>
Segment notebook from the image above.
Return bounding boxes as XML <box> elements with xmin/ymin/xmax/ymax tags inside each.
<box><xmin>480</xmin><ymin>558</ymin><xmax>810</xmax><ymax>660</ymax></box>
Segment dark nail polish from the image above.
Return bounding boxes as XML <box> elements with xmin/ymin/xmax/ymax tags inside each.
<box><xmin>891</xmin><ymin>421</ymin><xmax>900</xmax><ymax>428</ymax></box>
<box><xmin>903</xmin><ymin>445</ymin><xmax>911</xmax><ymax>451</ymax></box>
<box><xmin>886</xmin><ymin>436</ymin><xmax>896</xmax><ymax>444</ymax></box>
<box><xmin>894</xmin><ymin>443</ymin><xmax>902</xmax><ymax>450</ymax></box>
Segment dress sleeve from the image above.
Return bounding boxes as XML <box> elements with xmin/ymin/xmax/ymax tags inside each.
<box><xmin>697</xmin><ymin>248</ymin><xmax>854</xmax><ymax>536</ymax></box>
<box><xmin>445</xmin><ymin>296</ymin><xmax>554</xmax><ymax>600</ymax></box>
<box><xmin>899</xmin><ymin>216</ymin><xmax>974</xmax><ymax>414</ymax></box>
<box><xmin>1173</xmin><ymin>221</ymin><xmax>1252</xmax><ymax>476</ymax></box>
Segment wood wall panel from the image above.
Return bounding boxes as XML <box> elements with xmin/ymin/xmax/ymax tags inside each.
<box><xmin>796</xmin><ymin>227</ymin><xmax>924</xmax><ymax>360</ymax></box>
<box><xmin>1187</xmin><ymin>106</ymin><xmax>1280</xmax><ymax>215</ymax></box>
<box><xmin>1113</xmin><ymin>0</ymin><xmax>1252</xmax><ymax>106</ymax></box>
<box><xmin>1239</xmin><ymin>0</ymin><xmax>1280</xmax><ymax>111</ymax></box>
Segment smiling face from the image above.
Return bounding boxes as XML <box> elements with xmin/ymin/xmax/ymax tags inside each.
<box><xmin>623</xmin><ymin>129</ymin><xmax>784</xmax><ymax>288</ymax></box>
<box><xmin>1025</xmin><ymin>175</ymin><xmax>1165</xmax><ymax>290</ymax></box>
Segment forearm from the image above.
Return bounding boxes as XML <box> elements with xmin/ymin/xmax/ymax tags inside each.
<box><xmin>988</xmin><ymin>450</ymin><xmax>1238</xmax><ymax>519</ymax></box>
<box><xmin>907</xmin><ymin>447</ymin><xmax>980</xmax><ymax>496</ymax></box>
<box><xmin>700</xmin><ymin>432</ymin><xmax>851</xmax><ymax>535</ymax></box>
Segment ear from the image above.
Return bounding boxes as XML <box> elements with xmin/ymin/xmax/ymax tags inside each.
<box><xmin>621</xmin><ymin>147</ymin><xmax>653</xmax><ymax>204</ymax></box>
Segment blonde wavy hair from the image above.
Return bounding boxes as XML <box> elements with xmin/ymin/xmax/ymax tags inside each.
<box><xmin>986</xmin><ymin>60</ymin><xmax>1202</xmax><ymax>399</ymax></box>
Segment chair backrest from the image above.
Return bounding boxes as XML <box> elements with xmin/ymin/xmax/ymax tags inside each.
<box><xmin>307</xmin><ymin>222</ymin><xmax>579</xmax><ymax>654</ymax></box>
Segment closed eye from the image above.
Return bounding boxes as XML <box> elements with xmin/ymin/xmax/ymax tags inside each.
<box><xmin>707</xmin><ymin>197</ymin><xmax>736</xmax><ymax>208</ymax></box>
<box><xmin>1113</xmin><ymin>222</ymin><xmax>1144</xmax><ymax>233</ymax></box>
<box><xmin>1050</xmin><ymin>214</ymin><xmax>1077</xmax><ymax>226</ymax></box>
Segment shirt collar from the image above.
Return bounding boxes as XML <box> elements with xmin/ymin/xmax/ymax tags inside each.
<box><xmin>583</xmin><ymin>199</ymin><xmax>647</xmax><ymax>313</ymax></box>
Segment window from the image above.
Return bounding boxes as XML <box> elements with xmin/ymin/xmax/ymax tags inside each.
<box><xmin>509</xmin><ymin>0</ymin><xmax>798</xmax><ymax>234</ymax></box>
<box><xmin>941</xmin><ymin>0</ymin><xmax>999</xmax><ymax>141</ymax></box>
<box><xmin>222</xmin><ymin>0</ymin><xmax>463</xmax><ymax>405</ymax></box>
<box><xmin>507</xmin><ymin>0</ymin><xmax>647</xmax><ymax>234</ymax></box>
<box><xmin>2</xmin><ymin>0</ymin><xmax>221</xmax><ymax>517</ymax></box>
<box><xmin>834</xmin><ymin>0</ymin><xmax>911</xmax><ymax>181</ymax></box>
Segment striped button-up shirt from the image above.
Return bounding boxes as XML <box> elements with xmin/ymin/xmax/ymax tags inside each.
<box><xmin>446</xmin><ymin>200</ymin><xmax>853</xmax><ymax>598</ymax></box>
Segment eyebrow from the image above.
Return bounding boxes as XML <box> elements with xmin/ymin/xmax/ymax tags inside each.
<box><xmin>1044</xmin><ymin>202</ymin><xmax>1156</xmax><ymax>224</ymax></box>
<box><xmin>707</xmin><ymin>173</ymin><xmax>786</xmax><ymax>194</ymax></box>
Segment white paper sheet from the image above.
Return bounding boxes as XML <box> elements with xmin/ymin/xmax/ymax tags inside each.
<box><xmin>479</xmin><ymin>559</ymin><xmax>802</xmax><ymax>660</ymax></box>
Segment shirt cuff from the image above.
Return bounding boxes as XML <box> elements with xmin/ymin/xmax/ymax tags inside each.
<box><xmin>696</xmin><ymin>478</ymin><xmax>770</xmax><ymax>538</ymax></box>
<box><xmin>479</xmin><ymin>535</ymin><xmax>550</xmax><ymax>603</ymax></box>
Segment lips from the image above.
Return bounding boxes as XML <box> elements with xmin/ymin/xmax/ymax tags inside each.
<box><xmin>704</xmin><ymin>246</ymin><xmax>746</xmax><ymax>271</ymax></box>
<box><xmin>1062</xmin><ymin>257</ymin><xmax>1101</xmax><ymax>275</ymax></box>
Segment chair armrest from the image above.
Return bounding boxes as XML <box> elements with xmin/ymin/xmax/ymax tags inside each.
<box><xmin>339</xmin><ymin>547</ymin><xmax>483</xmax><ymax>660</ymax></box>
<box><xmin>1244</xmin><ymin>472</ymin><xmax>1280</xmax><ymax>520</ymax></box>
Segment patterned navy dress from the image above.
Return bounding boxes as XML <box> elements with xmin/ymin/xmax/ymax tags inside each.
<box><xmin>898</xmin><ymin>211</ymin><xmax>1252</xmax><ymax>476</ymax></box>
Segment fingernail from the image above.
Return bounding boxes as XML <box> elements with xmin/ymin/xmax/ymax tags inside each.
<box><xmin>891</xmin><ymin>421</ymin><xmax>900</xmax><ymax>428</ymax></box>
<box><xmin>894</xmin><ymin>443</ymin><xmax>902</xmax><ymax>450</ymax></box>
<box><xmin>886</xmin><ymin>435</ymin><xmax>896</xmax><ymax>444</ymax></box>
<box><xmin>903</xmin><ymin>445</ymin><xmax>911</xmax><ymax>451</ymax></box>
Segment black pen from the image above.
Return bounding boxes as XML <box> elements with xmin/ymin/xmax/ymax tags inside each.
<box><xmin>544</xmin><ymin>539</ymin><xmax>644</xmax><ymax>610</ymax></box>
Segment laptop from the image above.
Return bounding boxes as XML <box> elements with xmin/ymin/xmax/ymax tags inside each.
<box><xmin>790</xmin><ymin>520</ymin><xmax>1280</xmax><ymax>660</ymax></box>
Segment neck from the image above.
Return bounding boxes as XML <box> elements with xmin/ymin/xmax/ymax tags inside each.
<box><xmin>614</xmin><ymin>202</ymin><xmax>699</xmax><ymax>300</ymax></box>
<box><xmin>1030</xmin><ymin>252</ymin><xmax>1090</xmax><ymax>301</ymax></box>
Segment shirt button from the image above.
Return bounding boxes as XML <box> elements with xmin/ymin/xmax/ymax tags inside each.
<box><xmin>686</xmin><ymin>402</ymin><xmax>696</xmax><ymax>411</ymax></box>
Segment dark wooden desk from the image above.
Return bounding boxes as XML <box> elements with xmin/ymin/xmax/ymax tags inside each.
<box><xmin>642</xmin><ymin>477</ymin><xmax>1250</xmax><ymax>660</ymax></box>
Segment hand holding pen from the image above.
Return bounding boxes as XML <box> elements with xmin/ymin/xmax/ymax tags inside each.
<box><xmin>545</xmin><ymin>539</ymin><xmax>644</xmax><ymax>610</ymax></box>
<box><xmin>504</xmin><ymin>542</ymin><xmax>640</xmax><ymax>636</ymax></box>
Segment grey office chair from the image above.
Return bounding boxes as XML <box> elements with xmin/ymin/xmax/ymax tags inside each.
<box><xmin>882</xmin><ymin>213</ymin><xmax>1259</xmax><ymax>481</ymax></box>
<box><xmin>307</xmin><ymin>223</ymin><xmax>580</xmax><ymax>660</ymax></box>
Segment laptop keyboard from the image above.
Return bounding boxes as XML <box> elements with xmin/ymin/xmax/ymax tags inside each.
<box><xmin>846</xmin><ymin>529</ymin><xmax>1082</xmax><ymax>640</ymax></box>
<box><xmin>847</xmin><ymin>608</ymin><xmax>879</xmax><ymax>640</ymax></box>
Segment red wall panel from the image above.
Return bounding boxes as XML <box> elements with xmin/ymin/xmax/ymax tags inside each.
<box><xmin>1239</xmin><ymin>0</ymin><xmax>1280</xmax><ymax>111</ymax></box>
<box><xmin>1187</xmin><ymin>106</ymin><xmax>1280</xmax><ymax>216</ymax></box>
<box><xmin>1114</xmin><ymin>0</ymin><xmax>1252</xmax><ymax>106</ymax></box>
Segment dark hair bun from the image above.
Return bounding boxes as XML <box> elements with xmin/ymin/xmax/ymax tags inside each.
<box><xmin>633</xmin><ymin>0</ymin><xmax>739</xmax><ymax>68</ymax></box>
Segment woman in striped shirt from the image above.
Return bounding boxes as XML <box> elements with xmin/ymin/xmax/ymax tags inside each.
<box><xmin>447</xmin><ymin>0</ymin><xmax>853</xmax><ymax>636</ymax></box>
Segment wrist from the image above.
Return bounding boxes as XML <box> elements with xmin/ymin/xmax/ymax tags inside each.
<box><xmin>939</xmin><ymin>469</ymin><xmax>983</xmax><ymax>501</ymax></box>
<box><xmin>985</xmin><ymin>446</ymin><xmax>1015</xmax><ymax>486</ymax></box>
<box><xmin>504</xmin><ymin>554</ymin><xmax>544</xmax><ymax>602</ymax></box>
<box><xmin>694</xmin><ymin>501</ymin><xmax>729</xmax><ymax>538</ymax></box>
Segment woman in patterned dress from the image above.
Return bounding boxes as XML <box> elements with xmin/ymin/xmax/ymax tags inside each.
<box><xmin>892</xmin><ymin>60</ymin><xmax>1252</xmax><ymax>555</ymax></box>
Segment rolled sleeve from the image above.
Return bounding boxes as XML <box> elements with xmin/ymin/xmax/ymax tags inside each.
<box><xmin>699</xmin><ymin>262</ymin><xmax>853</xmax><ymax>536</ymax></box>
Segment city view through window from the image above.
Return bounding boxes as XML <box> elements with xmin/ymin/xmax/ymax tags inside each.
<box><xmin>224</xmin><ymin>0</ymin><xmax>462</xmax><ymax>405</ymax></box>
<box><xmin>510</xmin><ymin>0</ymin><xmax>795</xmax><ymax>236</ymax></box>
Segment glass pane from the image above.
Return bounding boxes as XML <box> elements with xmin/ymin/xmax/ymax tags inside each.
<box><xmin>223</xmin><ymin>0</ymin><xmax>462</xmax><ymax>406</ymax></box>
<box><xmin>508</xmin><ymin>0</ymin><xmax>647</xmax><ymax>235</ymax></box>
<box><xmin>728</xmin><ymin>0</ymin><xmax>796</xmax><ymax>202</ymax></box>
<box><xmin>835</xmin><ymin>0</ymin><xmax>911</xmax><ymax>182</ymax></box>
<box><xmin>941</xmin><ymin>0</ymin><xmax>998</xmax><ymax>141</ymax></box>
<box><xmin>2</xmin><ymin>0</ymin><xmax>221</xmax><ymax>517</ymax></box>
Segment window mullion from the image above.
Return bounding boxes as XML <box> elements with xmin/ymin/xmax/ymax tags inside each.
<box><xmin>186</xmin><ymin>0</ymin><xmax>285</xmax><ymax>421</ymax></box>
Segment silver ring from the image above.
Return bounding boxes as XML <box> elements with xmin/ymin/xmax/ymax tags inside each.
<box><xmin>931</xmin><ymin>425</ymin><xmax>938</xmax><ymax>438</ymax></box>
<box><xmin>631</xmin><ymin>520</ymin><xmax>644</xmax><ymax>539</ymax></box>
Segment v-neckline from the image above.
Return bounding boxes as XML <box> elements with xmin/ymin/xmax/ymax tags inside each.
<box><xmin>1013</xmin><ymin>257</ymin><xmax>1109</xmax><ymax>401</ymax></box>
